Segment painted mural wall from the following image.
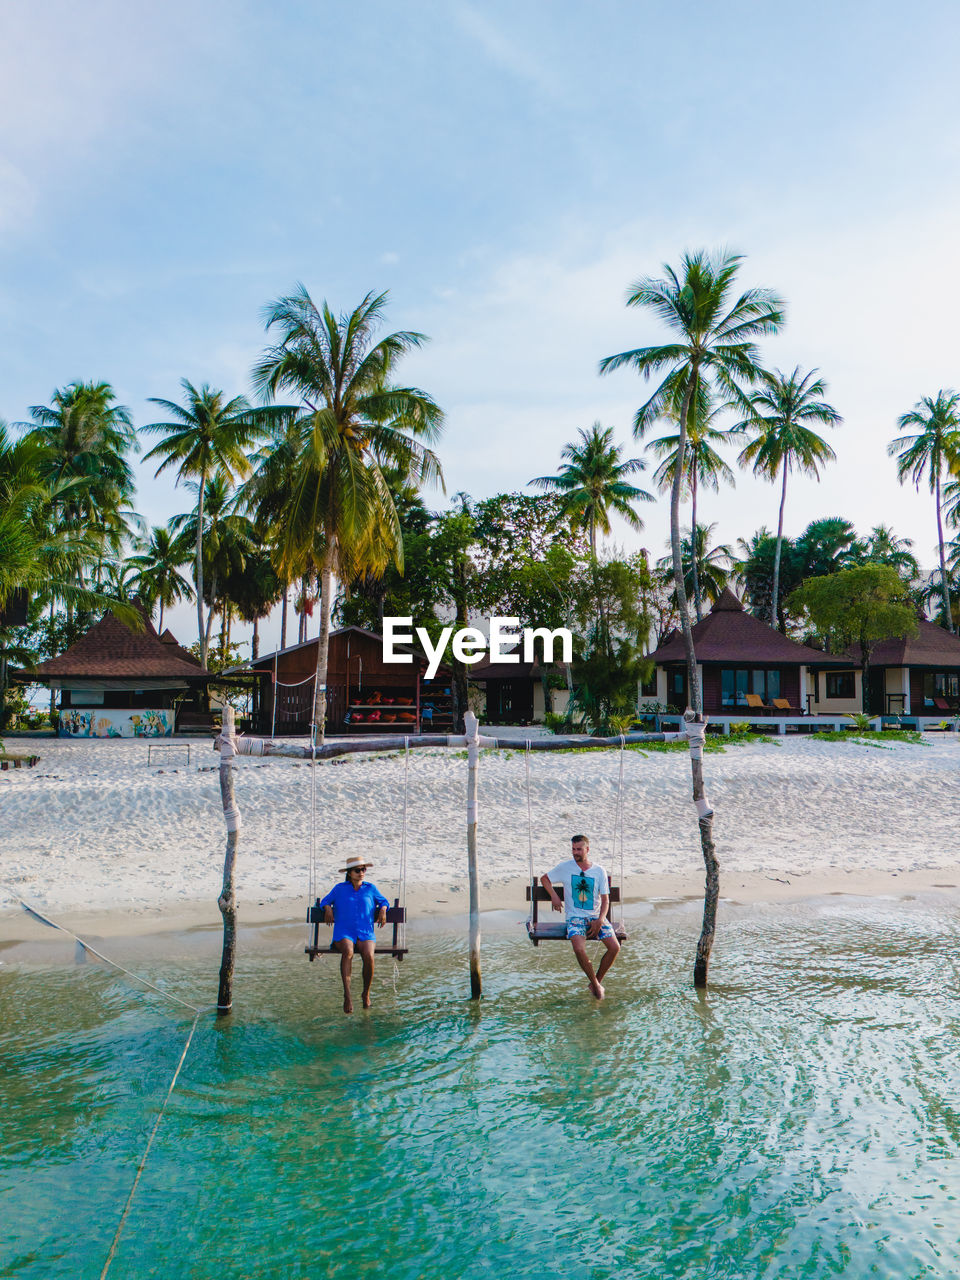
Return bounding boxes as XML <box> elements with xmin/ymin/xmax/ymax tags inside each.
<box><xmin>58</xmin><ymin>709</ymin><xmax>174</xmax><ymax>738</ymax></box>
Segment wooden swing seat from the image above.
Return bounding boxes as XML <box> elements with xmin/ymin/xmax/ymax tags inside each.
<box><xmin>525</xmin><ymin>882</ymin><xmax>627</xmax><ymax>946</ymax></box>
<box><xmin>305</xmin><ymin>897</ymin><xmax>408</xmax><ymax>960</ymax></box>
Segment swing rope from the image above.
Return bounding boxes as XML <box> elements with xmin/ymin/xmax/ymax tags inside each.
<box><xmin>397</xmin><ymin>736</ymin><xmax>410</xmax><ymax>956</ymax></box>
<box><xmin>613</xmin><ymin>734</ymin><xmax>626</xmax><ymax>928</ymax></box>
<box><xmin>307</xmin><ymin>715</ymin><xmax>318</xmax><ymax>952</ymax></box>
<box><xmin>524</xmin><ymin>740</ymin><xmax>535</xmax><ymax>892</ymax></box>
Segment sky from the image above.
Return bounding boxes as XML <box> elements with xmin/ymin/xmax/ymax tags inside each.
<box><xmin>3</xmin><ymin>0</ymin><xmax>960</xmax><ymax>653</ymax></box>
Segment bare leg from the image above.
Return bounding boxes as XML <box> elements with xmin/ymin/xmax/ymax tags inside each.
<box><xmin>571</xmin><ymin>937</ymin><xmax>604</xmax><ymax>999</ymax></box>
<box><xmin>357</xmin><ymin>939</ymin><xmax>376</xmax><ymax>1008</ymax></box>
<box><xmin>597</xmin><ymin>935</ymin><xmax>620</xmax><ymax>983</ymax></box>
<box><xmin>335</xmin><ymin>939</ymin><xmax>355</xmax><ymax>1013</ymax></box>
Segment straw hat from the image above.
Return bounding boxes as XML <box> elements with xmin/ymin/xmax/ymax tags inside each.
<box><xmin>339</xmin><ymin>855</ymin><xmax>373</xmax><ymax>873</ymax></box>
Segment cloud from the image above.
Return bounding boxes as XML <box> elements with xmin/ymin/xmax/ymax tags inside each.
<box><xmin>453</xmin><ymin>2</ymin><xmax>558</xmax><ymax>97</ymax></box>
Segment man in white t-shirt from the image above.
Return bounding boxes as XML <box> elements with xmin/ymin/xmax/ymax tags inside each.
<box><xmin>541</xmin><ymin>833</ymin><xmax>620</xmax><ymax>1000</ymax></box>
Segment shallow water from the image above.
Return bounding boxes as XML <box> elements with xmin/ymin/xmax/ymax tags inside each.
<box><xmin>2</xmin><ymin>902</ymin><xmax>959</xmax><ymax>1279</ymax></box>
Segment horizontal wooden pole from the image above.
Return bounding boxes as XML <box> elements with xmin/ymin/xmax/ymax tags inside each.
<box><xmin>217</xmin><ymin>730</ymin><xmax>683</xmax><ymax>760</ymax></box>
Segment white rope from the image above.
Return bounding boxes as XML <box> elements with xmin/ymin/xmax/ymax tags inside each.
<box><xmin>524</xmin><ymin>741</ymin><xmax>535</xmax><ymax>891</ymax></box>
<box><xmin>398</xmin><ymin>736</ymin><xmax>410</xmax><ymax>953</ymax></box>
<box><xmin>0</xmin><ymin>887</ymin><xmax>206</xmax><ymax>1280</ymax></box>
<box><xmin>271</xmin><ymin>651</ymin><xmax>278</xmax><ymax>739</ymax></box>
<box><xmin>100</xmin><ymin>1011</ymin><xmax>201</xmax><ymax>1280</ymax></box>
<box><xmin>307</xmin><ymin>717</ymin><xmax>318</xmax><ymax>949</ymax></box>
<box><xmin>616</xmin><ymin>734</ymin><xmax>626</xmax><ymax>926</ymax></box>
<box><xmin>2</xmin><ymin>887</ymin><xmax>203</xmax><ymax>1013</ymax></box>
<box><xmin>276</xmin><ymin>672</ymin><xmax>319</xmax><ymax>688</ymax></box>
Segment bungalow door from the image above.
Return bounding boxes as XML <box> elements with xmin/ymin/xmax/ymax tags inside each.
<box><xmin>666</xmin><ymin>666</ymin><xmax>687</xmax><ymax>712</ymax></box>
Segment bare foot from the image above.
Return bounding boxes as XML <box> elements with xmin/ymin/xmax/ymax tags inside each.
<box><xmin>590</xmin><ymin>980</ymin><xmax>605</xmax><ymax>1000</ymax></box>
<box><xmin>343</xmin><ymin>996</ymin><xmax>354</xmax><ymax>1014</ymax></box>
<box><xmin>362</xmin><ymin>995</ymin><xmax>372</xmax><ymax>1009</ymax></box>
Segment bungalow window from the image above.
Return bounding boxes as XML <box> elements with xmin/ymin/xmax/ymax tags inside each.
<box><xmin>921</xmin><ymin>672</ymin><xmax>960</xmax><ymax>706</ymax></box>
<box><xmin>825</xmin><ymin>672</ymin><xmax>855</xmax><ymax>699</ymax></box>
<box><xmin>720</xmin><ymin>668</ymin><xmax>781</xmax><ymax>707</ymax></box>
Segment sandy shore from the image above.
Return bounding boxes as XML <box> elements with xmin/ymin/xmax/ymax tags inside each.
<box><xmin>1</xmin><ymin>732</ymin><xmax>958</xmax><ymax>942</ymax></box>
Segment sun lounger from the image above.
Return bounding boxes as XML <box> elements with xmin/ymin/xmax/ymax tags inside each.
<box><xmin>744</xmin><ymin>693</ymin><xmax>773</xmax><ymax>714</ymax></box>
<box><xmin>772</xmin><ymin>698</ymin><xmax>802</xmax><ymax>714</ymax></box>
<box><xmin>932</xmin><ymin>696</ymin><xmax>954</xmax><ymax>713</ymax></box>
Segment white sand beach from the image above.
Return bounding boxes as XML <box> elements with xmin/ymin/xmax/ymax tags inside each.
<box><xmin>1</xmin><ymin>732</ymin><xmax>959</xmax><ymax>941</ymax></box>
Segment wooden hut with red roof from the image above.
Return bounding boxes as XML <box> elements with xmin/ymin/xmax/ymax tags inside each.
<box><xmin>851</xmin><ymin>615</ymin><xmax>960</xmax><ymax>716</ymax></box>
<box><xmin>647</xmin><ymin>588</ymin><xmax>857</xmax><ymax>722</ymax></box>
<box><xmin>18</xmin><ymin>610</ymin><xmax>243</xmax><ymax>737</ymax></box>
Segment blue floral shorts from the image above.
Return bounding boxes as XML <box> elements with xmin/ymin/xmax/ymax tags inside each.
<box><xmin>566</xmin><ymin>918</ymin><xmax>615</xmax><ymax>941</ymax></box>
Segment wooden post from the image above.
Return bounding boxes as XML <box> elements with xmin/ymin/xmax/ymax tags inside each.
<box><xmin>465</xmin><ymin>710</ymin><xmax>482</xmax><ymax>999</ymax></box>
<box><xmin>684</xmin><ymin>711</ymin><xmax>719</xmax><ymax>988</ymax></box>
<box><xmin>217</xmin><ymin>704</ymin><xmax>240</xmax><ymax>1013</ymax></box>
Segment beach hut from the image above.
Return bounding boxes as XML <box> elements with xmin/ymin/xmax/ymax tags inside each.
<box><xmin>848</xmin><ymin>616</ymin><xmax>960</xmax><ymax>716</ymax></box>
<box><xmin>17</xmin><ymin>609</ymin><xmax>255</xmax><ymax>737</ymax></box>
<box><xmin>647</xmin><ymin>588</ymin><xmax>857</xmax><ymax>723</ymax></box>
<box><xmin>250</xmin><ymin>625</ymin><xmax>454</xmax><ymax>735</ymax></box>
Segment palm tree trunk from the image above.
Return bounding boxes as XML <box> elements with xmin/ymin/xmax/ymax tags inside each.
<box><xmin>671</xmin><ymin>368</ymin><xmax>718</xmax><ymax>990</ymax></box>
<box><xmin>936</xmin><ymin>471</ymin><xmax>954</xmax><ymax>632</ymax></box>
<box><xmin>204</xmin><ymin>569</ymin><xmax>218</xmax><ymax>662</ymax></box>
<box><xmin>196</xmin><ymin>470</ymin><xmax>208</xmax><ymax>667</ymax></box>
<box><xmin>670</xmin><ymin>378</ymin><xmax>701</xmax><ymax>714</ymax></box>
<box><xmin>771</xmin><ymin>461</ymin><xmax>789</xmax><ymax>630</ymax></box>
<box><xmin>158</xmin><ymin>598</ymin><xmax>165</xmax><ymax>634</ymax></box>
<box><xmin>252</xmin><ymin>616</ymin><xmax>260</xmax><ymax>661</ymax></box>
<box><xmin>312</xmin><ymin>542</ymin><xmax>336</xmax><ymax>743</ymax></box>
<box><xmin>280</xmin><ymin>586</ymin><xmax>288</xmax><ymax>650</ymax></box>
<box><xmin>691</xmin><ymin>466</ymin><xmax>702</xmax><ymax>623</ymax></box>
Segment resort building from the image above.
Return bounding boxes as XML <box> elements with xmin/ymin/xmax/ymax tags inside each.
<box><xmin>18</xmin><ymin>609</ymin><xmax>239</xmax><ymax>737</ymax></box>
<box><xmin>853</xmin><ymin>616</ymin><xmax>960</xmax><ymax>716</ymax></box>
<box><xmin>250</xmin><ymin>626</ymin><xmax>453</xmax><ymax>735</ymax></box>
<box><xmin>647</xmin><ymin>589</ymin><xmax>859</xmax><ymax>723</ymax></box>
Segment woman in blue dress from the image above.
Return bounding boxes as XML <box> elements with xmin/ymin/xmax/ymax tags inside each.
<box><xmin>321</xmin><ymin>855</ymin><xmax>389</xmax><ymax>1013</ymax></box>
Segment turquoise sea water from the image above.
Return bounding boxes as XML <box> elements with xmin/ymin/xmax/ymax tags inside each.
<box><xmin>2</xmin><ymin>900</ymin><xmax>959</xmax><ymax>1280</ymax></box>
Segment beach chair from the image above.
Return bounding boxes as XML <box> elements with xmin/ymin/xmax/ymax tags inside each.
<box><xmin>304</xmin><ymin>898</ymin><xmax>408</xmax><ymax>960</ymax></box>
<box><xmin>932</xmin><ymin>696</ymin><xmax>954</xmax><ymax>713</ymax></box>
<box><xmin>744</xmin><ymin>693</ymin><xmax>773</xmax><ymax>714</ymax></box>
<box><xmin>525</xmin><ymin>882</ymin><xmax>627</xmax><ymax>945</ymax></box>
<box><xmin>772</xmin><ymin>698</ymin><xmax>802</xmax><ymax>714</ymax></box>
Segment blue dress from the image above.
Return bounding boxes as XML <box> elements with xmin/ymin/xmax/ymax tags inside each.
<box><xmin>320</xmin><ymin>880</ymin><xmax>390</xmax><ymax>942</ymax></box>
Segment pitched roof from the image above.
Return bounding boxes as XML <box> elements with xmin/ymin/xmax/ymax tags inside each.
<box><xmin>159</xmin><ymin>628</ymin><xmax>203</xmax><ymax>668</ymax></box>
<box><xmin>31</xmin><ymin>612</ymin><xmax>207</xmax><ymax>679</ymax></box>
<box><xmin>851</xmin><ymin>617</ymin><xmax>960</xmax><ymax>667</ymax></box>
<box><xmin>648</xmin><ymin>588</ymin><xmax>854</xmax><ymax>667</ymax></box>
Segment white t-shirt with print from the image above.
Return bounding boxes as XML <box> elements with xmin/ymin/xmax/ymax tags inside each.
<box><xmin>547</xmin><ymin>858</ymin><xmax>609</xmax><ymax>922</ymax></box>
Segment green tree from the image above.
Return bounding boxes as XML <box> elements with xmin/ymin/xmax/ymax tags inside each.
<box><xmin>789</xmin><ymin>565</ymin><xmax>918</xmax><ymax>712</ymax></box>
<box><xmin>142</xmin><ymin>380</ymin><xmax>269</xmax><ymax>667</ymax></box>
<box><xmin>849</xmin><ymin>524</ymin><xmax>921</xmax><ymax>582</ymax></box>
<box><xmin>530</xmin><ymin>423</ymin><xmax>652</xmax><ymax>555</ymax></box>
<box><xmin>252</xmin><ymin>287</ymin><xmax>444</xmax><ymax>742</ymax></box>
<box><xmin>600</xmin><ymin>247</ymin><xmax>784</xmax><ymax>989</ymax></box>
<box><xmin>888</xmin><ymin>390</ymin><xmax>960</xmax><ymax>633</ymax></box>
<box><xmin>735</xmin><ymin>367</ymin><xmax>842</xmax><ymax>629</ymax></box>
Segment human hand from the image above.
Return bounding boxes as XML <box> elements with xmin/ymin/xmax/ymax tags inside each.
<box><xmin>324</xmin><ymin>907</ymin><xmax>334</xmax><ymax>926</ymax></box>
<box><xmin>587</xmin><ymin>920</ymin><xmax>602</xmax><ymax>939</ymax></box>
<box><xmin>376</xmin><ymin>909</ymin><xmax>387</xmax><ymax>928</ymax></box>
<box><xmin>550</xmin><ymin>894</ymin><xmax>563</xmax><ymax>914</ymax></box>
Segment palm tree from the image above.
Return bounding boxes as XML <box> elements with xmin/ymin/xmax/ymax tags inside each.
<box><xmin>169</xmin><ymin>473</ymin><xmax>255</xmax><ymax>661</ymax></box>
<box><xmin>19</xmin><ymin>381</ymin><xmax>138</xmax><ymax>607</ymax></box>
<box><xmin>645</xmin><ymin>394</ymin><xmax>736</xmax><ymax>621</ymax></box>
<box><xmin>851</xmin><ymin>524</ymin><xmax>921</xmax><ymax>582</ymax></box>
<box><xmin>599</xmin><ymin>248</ymin><xmax>784</xmax><ymax>990</ymax></box>
<box><xmin>889</xmin><ymin>391</ymin><xmax>960</xmax><ymax>632</ymax></box>
<box><xmin>600</xmin><ymin>250</ymin><xmax>785</xmax><ymax>711</ymax></box>
<box><xmin>128</xmin><ymin>525</ymin><xmax>194</xmax><ymax>633</ymax></box>
<box><xmin>252</xmin><ymin>287</ymin><xmax>444</xmax><ymax>742</ymax></box>
<box><xmin>735</xmin><ymin>367</ymin><xmax>841</xmax><ymax>630</ymax></box>
<box><xmin>530</xmin><ymin>423</ymin><xmax>653</xmax><ymax>555</ymax></box>
<box><xmin>657</xmin><ymin>523</ymin><xmax>734</xmax><ymax>608</ymax></box>
<box><xmin>141</xmin><ymin>380</ymin><xmax>271</xmax><ymax>667</ymax></box>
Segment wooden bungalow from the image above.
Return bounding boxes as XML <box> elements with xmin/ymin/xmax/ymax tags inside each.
<box><xmin>17</xmin><ymin>610</ymin><xmax>246</xmax><ymax>737</ymax></box>
<box><xmin>250</xmin><ymin>626</ymin><xmax>454</xmax><ymax>735</ymax></box>
<box><xmin>852</xmin><ymin>617</ymin><xmax>960</xmax><ymax>716</ymax></box>
<box><xmin>647</xmin><ymin>588</ymin><xmax>857</xmax><ymax>723</ymax></box>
